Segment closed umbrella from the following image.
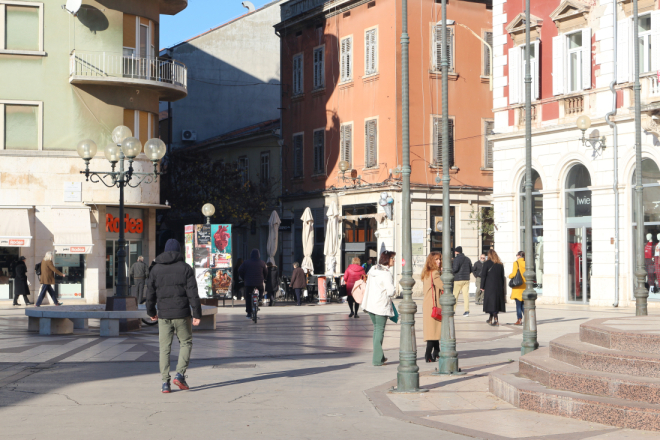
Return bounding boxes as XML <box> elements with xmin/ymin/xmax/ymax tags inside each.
<box><xmin>323</xmin><ymin>202</ymin><xmax>340</xmax><ymax>275</ymax></box>
<box><xmin>267</xmin><ymin>210</ymin><xmax>280</xmax><ymax>265</ymax></box>
<box><xmin>301</xmin><ymin>208</ymin><xmax>314</xmax><ymax>274</ymax></box>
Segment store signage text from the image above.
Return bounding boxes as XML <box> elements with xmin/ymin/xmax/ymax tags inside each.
<box><xmin>8</xmin><ymin>239</ymin><xmax>25</xmax><ymax>246</ymax></box>
<box><xmin>106</xmin><ymin>214</ymin><xmax>144</xmax><ymax>234</ymax></box>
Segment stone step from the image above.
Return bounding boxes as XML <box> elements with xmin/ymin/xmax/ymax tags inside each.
<box><xmin>580</xmin><ymin>316</ymin><xmax>660</xmax><ymax>355</ymax></box>
<box><xmin>520</xmin><ymin>347</ymin><xmax>660</xmax><ymax>405</ymax></box>
<box><xmin>550</xmin><ymin>333</ymin><xmax>660</xmax><ymax>379</ymax></box>
<box><xmin>490</xmin><ymin>362</ymin><xmax>660</xmax><ymax>431</ymax></box>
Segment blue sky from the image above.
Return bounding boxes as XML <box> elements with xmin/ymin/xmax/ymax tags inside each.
<box><xmin>160</xmin><ymin>0</ymin><xmax>275</xmax><ymax>49</ymax></box>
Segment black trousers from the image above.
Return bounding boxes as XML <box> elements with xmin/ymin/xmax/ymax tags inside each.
<box><xmin>425</xmin><ymin>340</ymin><xmax>440</xmax><ymax>360</ymax></box>
<box><xmin>347</xmin><ymin>295</ymin><xmax>359</xmax><ymax>314</ymax></box>
<box><xmin>294</xmin><ymin>288</ymin><xmax>302</xmax><ymax>305</ymax></box>
<box><xmin>133</xmin><ymin>279</ymin><xmax>146</xmax><ymax>304</ymax></box>
<box><xmin>245</xmin><ymin>285</ymin><xmax>263</xmax><ymax>315</ymax></box>
<box><xmin>13</xmin><ymin>292</ymin><xmax>29</xmax><ymax>305</ymax></box>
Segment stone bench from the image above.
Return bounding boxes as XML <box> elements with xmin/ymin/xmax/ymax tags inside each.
<box><xmin>25</xmin><ymin>305</ymin><xmax>218</xmax><ymax>337</ymax></box>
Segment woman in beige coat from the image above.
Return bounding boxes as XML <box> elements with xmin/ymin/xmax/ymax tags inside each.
<box><xmin>422</xmin><ymin>252</ymin><xmax>443</xmax><ymax>362</ymax></box>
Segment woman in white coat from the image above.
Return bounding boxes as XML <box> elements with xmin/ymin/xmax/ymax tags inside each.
<box><xmin>361</xmin><ymin>251</ymin><xmax>397</xmax><ymax>366</ymax></box>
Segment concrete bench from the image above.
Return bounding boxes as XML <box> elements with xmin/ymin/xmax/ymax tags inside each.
<box><xmin>25</xmin><ymin>305</ymin><xmax>218</xmax><ymax>337</ymax></box>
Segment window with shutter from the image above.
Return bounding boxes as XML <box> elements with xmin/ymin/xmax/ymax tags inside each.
<box><xmin>433</xmin><ymin>26</ymin><xmax>454</xmax><ymax>72</ymax></box>
<box><xmin>313</xmin><ymin>130</ymin><xmax>325</xmax><ymax>174</ymax></box>
<box><xmin>341</xmin><ymin>36</ymin><xmax>353</xmax><ymax>82</ymax></box>
<box><xmin>483</xmin><ymin>31</ymin><xmax>493</xmax><ymax>76</ymax></box>
<box><xmin>238</xmin><ymin>156</ymin><xmax>249</xmax><ymax>185</ymax></box>
<box><xmin>293</xmin><ymin>54</ymin><xmax>303</xmax><ymax>95</ymax></box>
<box><xmin>340</xmin><ymin>123</ymin><xmax>353</xmax><ymax>166</ymax></box>
<box><xmin>433</xmin><ymin>117</ymin><xmax>454</xmax><ymax>168</ymax></box>
<box><xmin>484</xmin><ymin>120</ymin><xmax>494</xmax><ymax>169</ymax></box>
<box><xmin>313</xmin><ymin>47</ymin><xmax>325</xmax><ymax>89</ymax></box>
<box><xmin>364</xmin><ymin>119</ymin><xmax>378</xmax><ymax>168</ymax></box>
<box><xmin>293</xmin><ymin>134</ymin><xmax>303</xmax><ymax>178</ymax></box>
<box><xmin>260</xmin><ymin>152</ymin><xmax>270</xmax><ymax>185</ymax></box>
<box><xmin>365</xmin><ymin>28</ymin><xmax>377</xmax><ymax>75</ymax></box>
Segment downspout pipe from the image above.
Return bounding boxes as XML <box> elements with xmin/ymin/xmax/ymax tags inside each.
<box><xmin>605</xmin><ymin>0</ymin><xmax>619</xmax><ymax>307</ymax></box>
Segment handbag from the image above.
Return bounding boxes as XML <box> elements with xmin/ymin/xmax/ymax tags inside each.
<box><xmin>389</xmin><ymin>302</ymin><xmax>399</xmax><ymax>323</ymax></box>
<box><xmin>431</xmin><ymin>278</ymin><xmax>442</xmax><ymax>321</ymax></box>
<box><xmin>508</xmin><ymin>262</ymin><xmax>524</xmax><ymax>288</ymax></box>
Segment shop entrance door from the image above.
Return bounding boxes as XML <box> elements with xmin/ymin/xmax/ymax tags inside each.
<box><xmin>567</xmin><ymin>226</ymin><xmax>592</xmax><ymax>303</ymax></box>
<box><xmin>106</xmin><ymin>240</ymin><xmax>143</xmax><ymax>293</ymax></box>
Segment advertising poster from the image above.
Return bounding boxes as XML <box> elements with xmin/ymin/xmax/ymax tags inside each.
<box><xmin>212</xmin><ymin>225</ymin><xmax>232</xmax><ymax>254</ymax></box>
<box><xmin>194</xmin><ymin>246</ymin><xmax>211</xmax><ymax>268</ymax></box>
<box><xmin>212</xmin><ymin>268</ymin><xmax>232</xmax><ymax>297</ymax></box>
<box><xmin>196</xmin><ymin>224</ymin><xmax>212</xmax><ymax>245</ymax></box>
<box><xmin>186</xmin><ymin>223</ymin><xmax>234</xmax><ymax>292</ymax></box>
<box><xmin>195</xmin><ymin>268</ymin><xmax>212</xmax><ymax>298</ymax></box>
<box><xmin>185</xmin><ymin>232</ymin><xmax>193</xmax><ymax>244</ymax></box>
<box><xmin>185</xmin><ymin>244</ymin><xmax>193</xmax><ymax>267</ymax></box>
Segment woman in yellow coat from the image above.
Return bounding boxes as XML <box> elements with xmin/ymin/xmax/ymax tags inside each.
<box><xmin>508</xmin><ymin>251</ymin><xmax>526</xmax><ymax>326</ymax></box>
<box><xmin>422</xmin><ymin>252</ymin><xmax>443</xmax><ymax>362</ymax></box>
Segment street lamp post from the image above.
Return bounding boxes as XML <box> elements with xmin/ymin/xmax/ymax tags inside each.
<box><xmin>437</xmin><ymin>0</ymin><xmax>462</xmax><ymax>375</ymax></box>
<box><xmin>202</xmin><ymin>203</ymin><xmax>215</xmax><ymax>225</ymax></box>
<box><xmin>392</xmin><ymin>0</ymin><xmax>425</xmax><ymax>394</ymax></box>
<box><xmin>77</xmin><ymin>125</ymin><xmax>166</xmax><ymax>312</ymax></box>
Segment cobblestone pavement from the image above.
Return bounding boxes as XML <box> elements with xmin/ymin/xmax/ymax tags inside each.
<box><xmin>0</xmin><ymin>300</ymin><xmax>658</xmax><ymax>439</ymax></box>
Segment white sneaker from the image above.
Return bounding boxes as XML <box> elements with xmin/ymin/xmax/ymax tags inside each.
<box><xmin>463</xmin><ymin>312</ymin><xmax>469</xmax><ymax>317</ymax></box>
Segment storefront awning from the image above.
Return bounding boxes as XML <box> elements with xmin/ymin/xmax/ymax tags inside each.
<box><xmin>52</xmin><ymin>208</ymin><xmax>94</xmax><ymax>254</ymax></box>
<box><xmin>0</xmin><ymin>208</ymin><xmax>32</xmax><ymax>247</ymax></box>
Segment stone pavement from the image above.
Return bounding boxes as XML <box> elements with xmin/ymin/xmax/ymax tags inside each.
<box><xmin>0</xmin><ymin>300</ymin><xmax>659</xmax><ymax>439</ymax></box>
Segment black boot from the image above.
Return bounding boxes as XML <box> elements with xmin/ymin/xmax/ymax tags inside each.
<box><xmin>425</xmin><ymin>341</ymin><xmax>434</xmax><ymax>362</ymax></box>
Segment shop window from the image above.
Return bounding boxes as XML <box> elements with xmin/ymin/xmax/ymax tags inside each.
<box><xmin>565</xmin><ymin>163</ymin><xmax>591</xmax><ymax>223</ymax></box>
<box><xmin>342</xmin><ymin>204</ymin><xmax>377</xmax><ymax>272</ymax></box>
<box><xmin>0</xmin><ymin>247</ymin><xmax>19</xmax><ymax>300</ymax></box>
<box><xmin>632</xmin><ymin>159</ymin><xmax>660</xmax><ymax>298</ymax></box>
<box><xmin>565</xmin><ymin>164</ymin><xmax>592</xmax><ymax>303</ymax></box>
<box><xmin>54</xmin><ymin>254</ymin><xmax>85</xmax><ymax>299</ymax></box>
<box><xmin>429</xmin><ymin>205</ymin><xmax>455</xmax><ymax>253</ymax></box>
<box><xmin>520</xmin><ymin>169</ymin><xmax>543</xmax><ymax>294</ymax></box>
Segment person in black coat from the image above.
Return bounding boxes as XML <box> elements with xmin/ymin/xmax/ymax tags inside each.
<box><xmin>265</xmin><ymin>262</ymin><xmax>279</xmax><ymax>307</ymax></box>
<box><xmin>12</xmin><ymin>257</ymin><xmax>32</xmax><ymax>306</ymax></box>
<box><xmin>238</xmin><ymin>249</ymin><xmax>268</xmax><ymax>318</ymax></box>
<box><xmin>480</xmin><ymin>249</ymin><xmax>506</xmax><ymax>326</ymax></box>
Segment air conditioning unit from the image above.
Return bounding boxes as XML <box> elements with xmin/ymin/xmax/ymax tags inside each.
<box><xmin>181</xmin><ymin>129</ymin><xmax>197</xmax><ymax>141</ymax></box>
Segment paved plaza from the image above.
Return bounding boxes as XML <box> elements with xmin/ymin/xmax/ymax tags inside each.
<box><xmin>0</xmin><ymin>300</ymin><xmax>659</xmax><ymax>439</ymax></box>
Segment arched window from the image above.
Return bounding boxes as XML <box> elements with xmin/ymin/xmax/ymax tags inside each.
<box><xmin>632</xmin><ymin>159</ymin><xmax>660</xmax><ymax>295</ymax></box>
<box><xmin>520</xmin><ymin>169</ymin><xmax>543</xmax><ymax>292</ymax></box>
<box><xmin>565</xmin><ymin>163</ymin><xmax>592</xmax><ymax>303</ymax></box>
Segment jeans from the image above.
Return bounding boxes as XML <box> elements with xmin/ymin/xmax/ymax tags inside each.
<box><xmin>294</xmin><ymin>288</ymin><xmax>302</xmax><ymax>305</ymax></box>
<box><xmin>453</xmin><ymin>280</ymin><xmax>470</xmax><ymax>312</ymax></box>
<box><xmin>515</xmin><ymin>299</ymin><xmax>524</xmax><ymax>320</ymax></box>
<box><xmin>368</xmin><ymin>312</ymin><xmax>388</xmax><ymax>366</ymax></box>
<box><xmin>245</xmin><ymin>285</ymin><xmax>263</xmax><ymax>315</ymax></box>
<box><xmin>474</xmin><ymin>278</ymin><xmax>482</xmax><ymax>303</ymax></box>
<box><xmin>133</xmin><ymin>279</ymin><xmax>146</xmax><ymax>304</ymax></box>
<box><xmin>158</xmin><ymin>316</ymin><xmax>193</xmax><ymax>383</ymax></box>
<box><xmin>36</xmin><ymin>284</ymin><xmax>57</xmax><ymax>306</ymax></box>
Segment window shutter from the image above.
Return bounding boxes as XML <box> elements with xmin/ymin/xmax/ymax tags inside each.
<box><xmin>581</xmin><ymin>28</ymin><xmax>592</xmax><ymax>90</ymax></box>
<box><xmin>365</xmin><ymin>120</ymin><xmax>377</xmax><ymax>168</ymax></box>
<box><xmin>440</xmin><ymin>27</ymin><xmax>454</xmax><ymax>71</ymax></box>
<box><xmin>448</xmin><ymin>118</ymin><xmax>454</xmax><ymax>167</ymax></box>
<box><xmin>341</xmin><ymin>37</ymin><xmax>353</xmax><ymax>81</ymax></box>
<box><xmin>340</xmin><ymin>39</ymin><xmax>347</xmax><ymax>81</ymax></box>
<box><xmin>508</xmin><ymin>46</ymin><xmax>520</xmax><ymax>105</ymax></box>
<box><xmin>313</xmin><ymin>49</ymin><xmax>324</xmax><ymax>89</ymax></box>
<box><xmin>434</xmin><ymin>117</ymin><xmax>454</xmax><ymax>168</ymax></box>
<box><xmin>341</xmin><ymin>124</ymin><xmax>352</xmax><ymax>165</ymax></box>
<box><xmin>552</xmin><ymin>35</ymin><xmax>565</xmax><ymax>96</ymax></box>
<box><xmin>365</xmin><ymin>29</ymin><xmax>377</xmax><ymax>75</ymax></box>
<box><xmin>314</xmin><ymin>130</ymin><xmax>324</xmax><ymax>173</ymax></box>
<box><xmin>617</xmin><ymin>19</ymin><xmax>631</xmax><ymax>84</ymax></box>
<box><xmin>484</xmin><ymin>31</ymin><xmax>493</xmax><ymax>76</ymax></box>
<box><xmin>652</xmin><ymin>11</ymin><xmax>660</xmax><ymax>72</ymax></box>
<box><xmin>432</xmin><ymin>26</ymin><xmax>441</xmax><ymax>71</ymax></box>
<box><xmin>484</xmin><ymin>120</ymin><xmax>494</xmax><ymax>168</ymax></box>
<box><xmin>532</xmin><ymin>40</ymin><xmax>540</xmax><ymax>100</ymax></box>
<box><xmin>293</xmin><ymin>135</ymin><xmax>303</xmax><ymax>178</ymax></box>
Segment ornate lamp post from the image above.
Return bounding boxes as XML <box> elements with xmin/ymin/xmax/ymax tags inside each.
<box><xmin>77</xmin><ymin>125</ymin><xmax>166</xmax><ymax>311</ymax></box>
<box><xmin>392</xmin><ymin>0</ymin><xmax>425</xmax><ymax>393</ymax></box>
<box><xmin>202</xmin><ymin>203</ymin><xmax>215</xmax><ymax>224</ymax></box>
<box><xmin>437</xmin><ymin>0</ymin><xmax>462</xmax><ymax>375</ymax></box>
<box><xmin>521</xmin><ymin>0</ymin><xmax>539</xmax><ymax>355</ymax></box>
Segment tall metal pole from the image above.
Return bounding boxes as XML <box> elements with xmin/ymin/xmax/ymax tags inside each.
<box><xmin>116</xmin><ymin>151</ymin><xmax>128</xmax><ymax>298</ymax></box>
<box><xmin>633</xmin><ymin>0</ymin><xmax>647</xmax><ymax>315</ymax></box>
<box><xmin>521</xmin><ymin>0</ymin><xmax>539</xmax><ymax>355</ymax></box>
<box><xmin>394</xmin><ymin>0</ymin><xmax>425</xmax><ymax>393</ymax></box>
<box><xmin>437</xmin><ymin>0</ymin><xmax>461</xmax><ymax>375</ymax></box>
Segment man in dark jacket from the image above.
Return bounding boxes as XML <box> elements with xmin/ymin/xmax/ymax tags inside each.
<box><xmin>452</xmin><ymin>246</ymin><xmax>472</xmax><ymax>316</ymax></box>
<box><xmin>146</xmin><ymin>239</ymin><xmax>201</xmax><ymax>394</ymax></box>
<box><xmin>290</xmin><ymin>262</ymin><xmax>307</xmax><ymax>306</ymax></box>
<box><xmin>238</xmin><ymin>249</ymin><xmax>267</xmax><ymax>318</ymax></box>
<box><xmin>473</xmin><ymin>253</ymin><xmax>486</xmax><ymax>305</ymax></box>
<box><xmin>129</xmin><ymin>256</ymin><xmax>149</xmax><ymax>304</ymax></box>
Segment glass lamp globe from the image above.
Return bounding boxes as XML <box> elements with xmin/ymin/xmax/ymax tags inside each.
<box><xmin>144</xmin><ymin>138</ymin><xmax>167</xmax><ymax>161</ymax></box>
<box><xmin>121</xmin><ymin>137</ymin><xmax>142</xmax><ymax>159</ymax></box>
<box><xmin>111</xmin><ymin>126</ymin><xmax>133</xmax><ymax>144</ymax></box>
<box><xmin>202</xmin><ymin>203</ymin><xmax>215</xmax><ymax>217</ymax></box>
<box><xmin>576</xmin><ymin>115</ymin><xmax>591</xmax><ymax>131</ymax></box>
<box><xmin>338</xmin><ymin>160</ymin><xmax>349</xmax><ymax>172</ymax></box>
<box><xmin>76</xmin><ymin>139</ymin><xmax>98</xmax><ymax>160</ymax></box>
<box><xmin>104</xmin><ymin>144</ymin><xmax>121</xmax><ymax>163</ymax></box>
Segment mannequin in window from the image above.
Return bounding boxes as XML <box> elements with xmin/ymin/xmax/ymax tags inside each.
<box><xmin>646</xmin><ymin>233</ymin><xmax>655</xmax><ymax>291</ymax></box>
<box><xmin>535</xmin><ymin>237</ymin><xmax>543</xmax><ymax>288</ymax></box>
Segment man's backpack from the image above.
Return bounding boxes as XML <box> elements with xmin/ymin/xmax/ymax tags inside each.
<box><xmin>35</xmin><ymin>263</ymin><xmax>41</xmax><ymax>277</ymax></box>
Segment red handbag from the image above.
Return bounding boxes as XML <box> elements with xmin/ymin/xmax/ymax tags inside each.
<box><xmin>431</xmin><ymin>279</ymin><xmax>442</xmax><ymax>321</ymax></box>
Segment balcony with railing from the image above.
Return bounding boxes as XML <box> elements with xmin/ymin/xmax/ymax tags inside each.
<box><xmin>642</xmin><ymin>73</ymin><xmax>660</xmax><ymax>107</ymax></box>
<box><xmin>69</xmin><ymin>50</ymin><xmax>188</xmax><ymax>101</ymax></box>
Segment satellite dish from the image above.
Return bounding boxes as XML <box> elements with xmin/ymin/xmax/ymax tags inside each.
<box><xmin>64</xmin><ymin>0</ymin><xmax>82</xmax><ymax>16</ymax></box>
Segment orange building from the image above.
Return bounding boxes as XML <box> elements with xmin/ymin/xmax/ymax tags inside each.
<box><xmin>275</xmin><ymin>0</ymin><xmax>493</xmax><ymax>291</ymax></box>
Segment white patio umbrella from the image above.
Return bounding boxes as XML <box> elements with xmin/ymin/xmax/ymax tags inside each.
<box><xmin>323</xmin><ymin>202</ymin><xmax>340</xmax><ymax>275</ymax></box>
<box><xmin>301</xmin><ymin>208</ymin><xmax>314</xmax><ymax>274</ymax></box>
<box><xmin>267</xmin><ymin>210</ymin><xmax>280</xmax><ymax>265</ymax></box>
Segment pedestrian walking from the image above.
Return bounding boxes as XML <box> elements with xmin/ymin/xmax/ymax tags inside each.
<box><xmin>422</xmin><ymin>252</ymin><xmax>443</xmax><ymax>362</ymax></box>
<box><xmin>290</xmin><ymin>262</ymin><xmax>306</xmax><ymax>306</ymax></box>
<box><xmin>473</xmin><ymin>253</ymin><xmax>486</xmax><ymax>305</ymax></box>
<box><xmin>12</xmin><ymin>256</ymin><xmax>32</xmax><ymax>306</ymax></box>
<box><xmin>238</xmin><ymin>249</ymin><xmax>267</xmax><ymax>318</ymax></box>
<box><xmin>480</xmin><ymin>249</ymin><xmax>506</xmax><ymax>326</ymax></box>
<box><xmin>452</xmin><ymin>246</ymin><xmax>472</xmax><ymax>316</ymax></box>
<box><xmin>343</xmin><ymin>257</ymin><xmax>365</xmax><ymax>318</ymax></box>
<box><xmin>509</xmin><ymin>251</ymin><xmax>526</xmax><ymax>326</ymax></box>
<box><xmin>146</xmin><ymin>239</ymin><xmax>201</xmax><ymax>393</ymax></box>
<box><xmin>233</xmin><ymin>258</ymin><xmax>244</xmax><ymax>300</ymax></box>
<box><xmin>129</xmin><ymin>256</ymin><xmax>149</xmax><ymax>304</ymax></box>
<box><xmin>265</xmin><ymin>262</ymin><xmax>279</xmax><ymax>307</ymax></box>
<box><xmin>361</xmin><ymin>251</ymin><xmax>396</xmax><ymax>367</ymax></box>
<box><xmin>362</xmin><ymin>257</ymin><xmax>373</xmax><ymax>274</ymax></box>
<box><xmin>35</xmin><ymin>252</ymin><xmax>65</xmax><ymax>307</ymax></box>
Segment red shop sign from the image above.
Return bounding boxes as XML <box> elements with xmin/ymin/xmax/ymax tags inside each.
<box><xmin>106</xmin><ymin>213</ymin><xmax>144</xmax><ymax>234</ymax></box>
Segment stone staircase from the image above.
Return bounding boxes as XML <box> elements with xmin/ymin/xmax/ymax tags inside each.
<box><xmin>489</xmin><ymin>316</ymin><xmax>660</xmax><ymax>431</ymax></box>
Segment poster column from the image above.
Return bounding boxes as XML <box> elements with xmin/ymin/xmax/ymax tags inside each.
<box><xmin>185</xmin><ymin>224</ymin><xmax>233</xmax><ymax>299</ymax></box>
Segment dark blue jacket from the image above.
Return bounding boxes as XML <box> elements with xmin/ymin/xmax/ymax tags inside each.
<box><xmin>238</xmin><ymin>249</ymin><xmax>268</xmax><ymax>287</ymax></box>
